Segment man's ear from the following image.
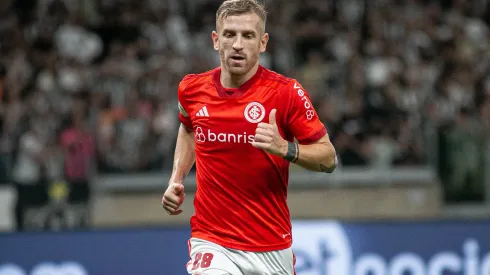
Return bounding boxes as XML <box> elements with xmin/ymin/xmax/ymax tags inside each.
<box><xmin>260</xmin><ymin>32</ymin><xmax>269</xmax><ymax>53</ymax></box>
<box><xmin>212</xmin><ymin>31</ymin><xmax>219</xmax><ymax>51</ymax></box>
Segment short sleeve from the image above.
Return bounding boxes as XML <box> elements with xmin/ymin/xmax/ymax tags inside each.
<box><xmin>178</xmin><ymin>80</ymin><xmax>193</xmax><ymax>130</ymax></box>
<box><xmin>285</xmin><ymin>80</ymin><xmax>327</xmax><ymax>144</ymax></box>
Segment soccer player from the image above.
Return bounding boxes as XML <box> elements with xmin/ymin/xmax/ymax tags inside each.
<box><xmin>161</xmin><ymin>0</ymin><xmax>337</xmax><ymax>274</ymax></box>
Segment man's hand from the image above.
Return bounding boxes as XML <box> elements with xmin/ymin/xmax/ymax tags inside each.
<box><xmin>162</xmin><ymin>183</ymin><xmax>185</xmax><ymax>215</ymax></box>
<box><xmin>252</xmin><ymin>109</ymin><xmax>288</xmax><ymax>157</ymax></box>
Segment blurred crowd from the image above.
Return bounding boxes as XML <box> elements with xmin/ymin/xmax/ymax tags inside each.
<box><xmin>0</xmin><ymin>0</ymin><xmax>489</xmax><ymax>187</ymax></box>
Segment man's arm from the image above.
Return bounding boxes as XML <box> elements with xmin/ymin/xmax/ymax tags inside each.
<box><xmin>163</xmin><ymin>76</ymin><xmax>195</xmax><ymax>215</ymax></box>
<box><xmin>283</xmin><ymin>133</ymin><xmax>337</xmax><ymax>173</ymax></box>
<box><xmin>253</xmin><ymin>109</ymin><xmax>337</xmax><ymax>173</ymax></box>
<box><xmin>169</xmin><ymin>124</ymin><xmax>196</xmax><ymax>184</ymax></box>
<box><xmin>162</xmin><ymin>123</ymin><xmax>195</xmax><ymax>215</ymax></box>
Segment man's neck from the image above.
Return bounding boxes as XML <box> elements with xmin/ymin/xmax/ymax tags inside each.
<box><xmin>220</xmin><ymin>63</ymin><xmax>259</xmax><ymax>89</ymax></box>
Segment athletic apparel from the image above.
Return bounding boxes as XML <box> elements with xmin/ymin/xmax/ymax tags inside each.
<box><xmin>186</xmin><ymin>238</ymin><xmax>295</xmax><ymax>275</ymax></box>
<box><xmin>178</xmin><ymin>65</ymin><xmax>327</xmax><ymax>252</ymax></box>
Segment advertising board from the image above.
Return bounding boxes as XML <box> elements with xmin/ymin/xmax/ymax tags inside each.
<box><xmin>1</xmin><ymin>221</ymin><xmax>489</xmax><ymax>275</ymax></box>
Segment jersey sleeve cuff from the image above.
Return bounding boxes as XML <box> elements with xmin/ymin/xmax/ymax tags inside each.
<box><xmin>179</xmin><ymin>114</ymin><xmax>193</xmax><ymax>131</ymax></box>
<box><xmin>297</xmin><ymin>126</ymin><xmax>328</xmax><ymax>144</ymax></box>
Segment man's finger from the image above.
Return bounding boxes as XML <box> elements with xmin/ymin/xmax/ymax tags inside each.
<box><xmin>255</xmin><ymin>127</ymin><xmax>270</xmax><ymax>136</ymax></box>
<box><xmin>163</xmin><ymin>204</ymin><xmax>182</xmax><ymax>214</ymax></box>
<box><xmin>164</xmin><ymin>191</ymin><xmax>185</xmax><ymax>206</ymax></box>
<box><xmin>171</xmin><ymin>209</ymin><xmax>183</xmax><ymax>215</ymax></box>
<box><xmin>251</xmin><ymin>141</ymin><xmax>269</xmax><ymax>150</ymax></box>
<box><xmin>163</xmin><ymin>205</ymin><xmax>183</xmax><ymax>215</ymax></box>
<box><xmin>162</xmin><ymin>198</ymin><xmax>179</xmax><ymax>209</ymax></box>
<box><xmin>164</xmin><ymin>204</ymin><xmax>183</xmax><ymax>215</ymax></box>
<box><xmin>164</xmin><ymin>193</ymin><xmax>180</xmax><ymax>204</ymax></box>
<box><xmin>254</xmin><ymin>134</ymin><xmax>272</xmax><ymax>143</ymax></box>
<box><xmin>255</xmin><ymin>128</ymin><xmax>276</xmax><ymax>140</ymax></box>
<box><xmin>172</xmin><ymin>183</ymin><xmax>184</xmax><ymax>196</ymax></box>
<box><xmin>256</xmin><ymin>122</ymin><xmax>273</xmax><ymax>130</ymax></box>
<box><xmin>163</xmin><ymin>204</ymin><xmax>176</xmax><ymax>213</ymax></box>
<box><xmin>269</xmin><ymin>109</ymin><xmax>277</xmax><ymax>126</ymax></box>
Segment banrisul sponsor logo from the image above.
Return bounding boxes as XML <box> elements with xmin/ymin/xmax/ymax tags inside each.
<box><xmin>195</xmin><ymin>127</ymin><xmax>254</xmax><ymax>144</ymax></box>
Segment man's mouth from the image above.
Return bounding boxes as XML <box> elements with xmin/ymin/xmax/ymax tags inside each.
<box><xmin>230</xmin><ymin>55</ymin><xmax>245</xmax><ymax>61</ymax></box>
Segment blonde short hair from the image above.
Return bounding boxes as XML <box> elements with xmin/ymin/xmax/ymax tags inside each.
<box><xmin>216</xmin><ymin>0</ymin><xmax>267</xmax><ymax>33</ymax></box>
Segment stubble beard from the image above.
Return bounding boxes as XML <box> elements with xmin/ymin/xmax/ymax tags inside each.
<box><xmin>220</xmin><ymin>49</ymin><xmax>259</xmax><ymax>76</ymax></box>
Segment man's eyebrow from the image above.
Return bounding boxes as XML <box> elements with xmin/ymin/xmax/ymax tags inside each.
<box><xmin>222</xmin><ymin>28</ymin><xmax>257</xmax><ymax>35</ymax></box>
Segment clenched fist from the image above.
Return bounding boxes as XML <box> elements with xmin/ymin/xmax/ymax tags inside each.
<box><xmin>162</xmin><ymin>183</ymin><xmax>185</xmax><ymax>215</ymax></box>
<box><xmin>251</xmin><ymin>109</ymin><xmax>288</xmax><ymax>157</ymax></box>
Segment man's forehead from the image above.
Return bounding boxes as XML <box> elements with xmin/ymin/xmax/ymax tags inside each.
<box><xmin>218</xmin><ymin>12</ymin><xmax>263</xmax><ymax>32</ymax></box>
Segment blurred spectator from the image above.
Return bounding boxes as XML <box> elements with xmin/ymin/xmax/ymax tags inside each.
<box><xmin>0</xmin><ymin>64</ymin><xmax>9</xmax><ymax>182</ymax></box>
<box><xmin>99</xmin><ymin>92</ymin><xmax>152</xmax><ymax>172</ymax></box>
<box><xmin>11</xmin><ymin>119</ymin><xmax>48</xmax><ymax>230</ymax></box>
<box><xmin>60</xmin><ymin>97</ymin><xmax>94</xmax><ymax>192</ymax></box>
<box><xmin>441</xmin><ymin>107</ymin><xmax>486</xmax><ymax>202</ymax></box>
<box><xmin>54</xmin><ymin>15</ymin><xmax>103</xmax><ymax>65</ymax></box>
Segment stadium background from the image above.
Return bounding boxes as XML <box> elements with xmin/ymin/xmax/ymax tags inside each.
<box><xmin>0</xmin><ymin>0</ymin><xmax>489</xmax><ymax>274</ymax></box>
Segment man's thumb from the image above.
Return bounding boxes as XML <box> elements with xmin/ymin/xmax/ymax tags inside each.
<box><xmin>173</xmin><ymin>183</ymin><xmax>184</xmax><ymax>195</ymax></box>
<box><xmin>269</xmin><ymin>109</ymin><xmax>277</xmax><ymax>125</ymax></box>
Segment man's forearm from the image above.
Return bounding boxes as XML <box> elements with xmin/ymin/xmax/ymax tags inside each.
<box><xmin>295</xmin><ymin>143</ymin><xmax>337</xmax><ymax>172</ymax></box>
<box><xmin>282</xmin><ymin>138</ymin><xmax>337</xmax><ymax>173</ymax></box>
<box><xmin>170</xmin><ymin>124</ymin><xmax>196</xmax><ymax>183</ymax></box>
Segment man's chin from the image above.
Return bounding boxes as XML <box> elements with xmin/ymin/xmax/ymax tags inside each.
<box><xmin>227</xmin><ymin>66</ymin><xmax>249</xmax><ymax>76</ymax></box>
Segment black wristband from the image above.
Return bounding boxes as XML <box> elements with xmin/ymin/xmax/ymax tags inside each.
<box><xmin>284</xmin><ymin>142</ymin><xmax>299</xmax><ymax>163</ymax></box>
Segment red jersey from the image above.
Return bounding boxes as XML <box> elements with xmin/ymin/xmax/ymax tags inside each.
<box><xmin>178</xmin><ymin>65</ymin><xmax>327</xmax><ymax>252</ymax></box>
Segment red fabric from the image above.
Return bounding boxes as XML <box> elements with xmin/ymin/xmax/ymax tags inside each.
<box><xmin>293</xmin><ymin>252</ymin><xmax>297</xmax><ymax>275</ymax></box>
<box><xmin>60</xmin><ymin>128</ymin><xmax>95</xmax><ymax>180</ymax></box>
<box><xmin>178</xmin><ymin>65</ymin><xmax>327</xmax><ymax>252</ymax></box>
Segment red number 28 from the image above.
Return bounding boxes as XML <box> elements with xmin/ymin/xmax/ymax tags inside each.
<box><xmin>192</xmin><ymin>252</ymin><xmax>214</xmax><ymax>270</ymax></box>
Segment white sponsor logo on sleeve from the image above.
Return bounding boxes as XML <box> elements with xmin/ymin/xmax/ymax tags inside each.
<box><xmin>293</xmin><ymin>83</ymin><xmax>315</xmax><ymax>120</ymax></box>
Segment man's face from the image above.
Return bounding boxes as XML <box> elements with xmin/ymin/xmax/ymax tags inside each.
<box><xmin>212</xmin><ymin>12</ymin><xmax>268</xmax><ymax>76</ymax></box>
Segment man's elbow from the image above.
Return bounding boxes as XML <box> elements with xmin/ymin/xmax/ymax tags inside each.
<box><xmin>320</xmin><ymin>146</ymin><xmax>337</xmax><ymax>173</ymax></box>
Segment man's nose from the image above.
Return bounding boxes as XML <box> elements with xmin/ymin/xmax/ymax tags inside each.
<box><xmin>232</xmin><ymin>36</ymin><xmax>244</xmax><ymax>51</ymax></box>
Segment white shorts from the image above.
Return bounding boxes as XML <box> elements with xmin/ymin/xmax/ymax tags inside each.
<box><xmin>186</xmin><ymin>238</ymin><xmax>296</xmax><ymax>275</ymax></box>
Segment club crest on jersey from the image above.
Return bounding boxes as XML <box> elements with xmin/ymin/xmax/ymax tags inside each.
<box><xmin>244</xmin><ymin>102</ymin><xmax>265</xmax><ymax>123</ymax></box>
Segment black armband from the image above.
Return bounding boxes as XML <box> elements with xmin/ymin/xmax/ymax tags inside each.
<box><xmin>283</xmin><ymin>142</ymin><xmax>299</xmax><ymax>163</ymax></box>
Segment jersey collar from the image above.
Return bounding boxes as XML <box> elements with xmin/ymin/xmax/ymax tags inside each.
<box><xmin>213</xmin><ymin>65</ymin><xmax>263</xmax><ymax>98</ymax></box>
